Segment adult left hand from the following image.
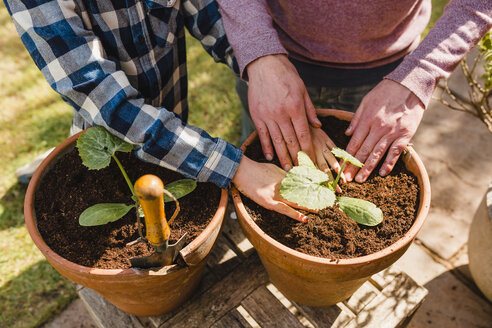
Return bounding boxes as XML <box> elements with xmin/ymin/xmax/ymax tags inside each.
<box><xmin>344</xmin><ymin>79</ymin><xmax>425</xmax><ymax>183</ymax></box>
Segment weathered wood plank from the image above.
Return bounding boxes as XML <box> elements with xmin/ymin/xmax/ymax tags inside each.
<box><xmin>222</xmin><ymin>215</ymin><xmax>254</xmax><ymax>257</ymax></box>
<box><xmin>293</xmin><ymin>302</ymin><xmax>345</xmax><ymax>328</ymax></box>
<box><xmin>78</xmin><ymin>287</ymin><xmax>143</xmax><ymax>328</ymax></box>
<box><xmin>146</xmin><ymin>267</ymin><xmax>217</xmax><ymax>327</ymax></box>
<box><xmin>343</xmin><ymin>280</ymin><xmax>380</xmax><ymax>314</ymax></box>
<box><xmin>147</xmin><ymin>266</ymin><xmax>218</xmax><ymax>327</ymax></box>
<box><xmin>369</xmin><ymin>266</ymin><xmax>402</xmax><ymax>290</ymax></box>
<box><xmin>206</xmin><ymin>236</ymin><xmax>242</xmax><ymax>279</ymax></box>
<box><xmin>211</xmin><ymin>309</ymin><xmax>252</xmax><ymax>328</ymax></box>
<box><xmin>160</xmin><ymin>253</ymin><xmax>268</xmax><ymax>328</ymax></box>
<box><xmin>241</xmin><ymin>286</ymin><xmax>304</xmax><ymax>328</ymax></box>
<box><xmin>343</xmin><ymin>273</ymin><xmax>428</xmax><ymax>328</ymax></box>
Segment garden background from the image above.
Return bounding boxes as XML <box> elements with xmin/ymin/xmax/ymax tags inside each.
<box><xmin>0</xmin><ymin>1</ymin><xmax>453</xmax><ymax>327</ymax></box>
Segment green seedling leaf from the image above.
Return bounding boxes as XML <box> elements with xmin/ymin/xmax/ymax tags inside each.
<box><xmin>337</xmin><ymin>197</ymin><xmax>383</xmax><ymax>226</ymax></box>
<box><xmin>297</xmin><ymin>151</ymin><xmax>317</xmax><ymax>169</ymax></box>
<box><xmin>331</xmin><ymin>147</ymin><xmax>363</xmax><ymax>168</ymax></box>
<box><xmin>164</xmin><ymin>179</ymin><xmax>197</xmax><ymax>202</ymax></box>
<box><xmin>77</xmin><ymin>126</ymin><xmax>133</xmax><ymax>170</ymax></box>
<box><xmin>79</xmin><ymin>203</ymin><xmax>134</xmax><ymax>226</ymax></box>
<box><xmin>280</xmin><ymin>166</ymin><xmax>336</xmax><ymax>210</ymax></box>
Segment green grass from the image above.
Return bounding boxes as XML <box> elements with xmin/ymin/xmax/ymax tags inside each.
<box><xmin>0</xmin><ymin>0</ymin><xmax>447</xmax><ymax>327</ymax></box>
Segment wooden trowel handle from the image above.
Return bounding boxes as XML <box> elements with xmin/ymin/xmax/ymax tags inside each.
<box><xmin>134</xmin><ymin>175</ymin><xmax>170</xmax><ymax>248</ymax></box>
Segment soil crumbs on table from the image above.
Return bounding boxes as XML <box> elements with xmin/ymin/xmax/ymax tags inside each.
<box><xmin>243</xmin><ymin>116</ymin><xmax>420</xmax><ymax>260</ymax></box>
<box><xmin>35</xmin><ymin>149</ymin><xmax>221</xmax><ymax>269</ymax></box>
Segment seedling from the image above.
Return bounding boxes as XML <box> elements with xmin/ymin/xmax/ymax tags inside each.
<box><xmin>280</xmin><ymin>150</ymin><xmax>383</xmax><ymax>226</ymax></box>
<box><xmin>76</xmin><ymin>127</ymin><xmax>196</xmax><ymax>227</ymax></box>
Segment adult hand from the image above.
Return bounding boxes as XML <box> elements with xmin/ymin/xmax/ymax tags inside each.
<box><xmin>310</xmin><ymin>127</ymin><xmax>344</xmax><ymax>192</ymax></box>
<box><xmin>232</xmin><ymin>155</ymin><xmax>309</xmax><ymax>223</ymax></box>
<box><xmin>344</xmin><ymin>79</ymin><xmax>425</xmax><ymax>183</ymax></box>
<box><xmin>310</xmin><ymin>127</ymin><xmax>342</xmax><ymax>177</ymax></box>
<box><xmin>246</xmin><ymin>54</ymin><xmax>322</xmax><ymax>171</ymax></box>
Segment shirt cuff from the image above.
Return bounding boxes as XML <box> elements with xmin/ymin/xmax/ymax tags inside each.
<box><xmin>235</xmin><ymin>32</ymin><xmax>288</xmax><ymax>80</ymax></box>
<box><xmin>384</xmin><ymin>58</ymin><xmax>438</xmax><ymax>108</ymax></box>
<box><xmin>196</xmin><ymin>138</ymin><xmax>243</xmax><ymax>189</ymax></box>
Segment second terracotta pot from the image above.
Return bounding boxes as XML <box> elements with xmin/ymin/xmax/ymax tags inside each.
<box><xmin>232</xmin><ymin>109</ymin><xmax>431</xmax><ymax>306</ymax></box>
<box><xmin>24</xmin><ymin>131</ymin><xmax>227</xmax><ymax>316</ymax></box>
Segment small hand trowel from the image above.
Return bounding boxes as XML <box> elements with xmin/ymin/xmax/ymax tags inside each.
<box><xmin>130</xmin><ymin>174</ymin><xmax>187</xmax><ymax>268</ymax></box>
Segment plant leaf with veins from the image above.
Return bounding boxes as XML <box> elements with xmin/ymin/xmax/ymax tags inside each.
<box><xmin>331</xmin><ymin>147</ymin><xmax>363</xmax><ymax>167</ymax></box>
<box><xmin>297</xmin><ymin>151</ymin><xmax>317</xmax><ymax>169</ymax></box>
<box><xmin>164</xmin><ymin>179</ymin><xmax>197</xmax><ymax>202</ymax></box>
<box><xmin>77</xmin><ymin>126</ymin><xmax>133</xmax><ymax>170</ymax></box>
<box><xmin>79</xmin><ymin>203</ymin><xmax>134</xmax><ymax>226</ymax></box>
<box><xmin>337</xmin><ymin>197</ymin><xmax>383</xmax><ymax>226</ymax></box>
<box><xmin>280</xmin><ymin>166</ymin><xmax>336</xmax><ymax>210</ymax></box>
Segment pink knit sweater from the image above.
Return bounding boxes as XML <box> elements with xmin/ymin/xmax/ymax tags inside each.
<box><xmin>217</xmin><ymin>0</ymin><xmax>492</xmax><ymax>106</ymax></box>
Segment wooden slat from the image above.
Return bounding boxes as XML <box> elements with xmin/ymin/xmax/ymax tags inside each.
<box><xmin>369</xmin><ymin>266</ymin><xmax>402</xmax><ymax>290</ymax></box>
<box><xmin>293</xmin><ymin>302</ymin><xmax>345</xmax><ymax>328</ymax></box>
<box><xmin>241</xmin><ymin>286</ymin><xmax>304</xmax><ymax>328</ymax></box>
<box><xmin>147</xmin><ymin>266</ymin><xmax>218</xmax><ymax>327</ymax></box>
<box><xmin>206</xmin><ymin>236</ymin><xmax>242</xmax><ymax>279</ymax></box>
<box><xmin>211</xmin><ymin>309</ymin><xmax>252</xmax><ymax>328</ymax></box>
<box><xmin>222</xmin><ymin>216</ymin><xmax>254</xmax><ymax>257</ymax></box>
<box><xmin>343</xmin><ymin>280</ymin><xmax>380</xmax><ymax>314</ymax></box>
<box><xmin>78</xmin><ymin>287</ymin><xmax>143</xmax><ymax>328</ymax></box>
<box><xmin>343</xmin><ymin>273</ymin><xmax>428</xmax><ymax>328</ymax></box>
<box><xmin>160</xmin><ymin>253</ymin><xmax>268</xmax><ymax>328</ymax></box>
<box><xmin>330</xmin><ymin>310</ymin><xmax>357</xmax><ymax>328</ymax></box>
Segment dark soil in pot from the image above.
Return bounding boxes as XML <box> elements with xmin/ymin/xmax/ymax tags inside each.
<box><xmin>243</xmin><ymin>116</ymin><xmax>420</xmax><ymax>260</ymax></box>
<box><xmin>34</xmin><ymin>149</ymin><xmax>220</xmax><ymax>269</ymax></box>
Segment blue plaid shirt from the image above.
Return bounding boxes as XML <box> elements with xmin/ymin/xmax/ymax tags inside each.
<box><xmin>5</xmin><ymin>0</ymin><xmax>242</xmax><ymax>189</ymax></box>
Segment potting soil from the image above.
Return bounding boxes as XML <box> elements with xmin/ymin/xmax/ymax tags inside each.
<box><xmin>243</xmin><ymin>116</ymin><xmax>420</xmax><ymax>260</ymax></box>
<box><xmin>35</xmin><ymin>150</ymin><xmax>220</xmax><ymax>269</ymax></box>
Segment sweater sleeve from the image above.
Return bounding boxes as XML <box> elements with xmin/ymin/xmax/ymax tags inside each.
<box><xmin>216</xmin><ymin>0</ymin><xmax>287</xmax><ymax>79</ymax></box>
<box><xmin>385</xmin><ymin>0</ymin><xmax>492</xmax><ymax>107</ymax></box>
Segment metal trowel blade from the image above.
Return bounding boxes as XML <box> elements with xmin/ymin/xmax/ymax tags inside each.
<box><xmin>130</xmin><ymin>233</ymin><xmax>188</xmax><ymax>268</ymax></box>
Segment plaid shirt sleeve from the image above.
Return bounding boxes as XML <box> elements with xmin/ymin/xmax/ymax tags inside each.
<box><xmin>183</xmin><ymin>0</ymin><xmax>239</xmax><ymax>74</ymax></box>
<box><xmin>5</xmin><ymin>0</ymin><xmax>243</xmax><ymax>189</ymax></box>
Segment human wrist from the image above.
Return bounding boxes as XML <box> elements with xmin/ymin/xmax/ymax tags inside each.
<box><xmin>232</xmin><ymin>155</ymin><xmax>253</xmax><ymax>186</ymax></box>
<box><xmin>246</xmin><ymin>54</ymin><xmax>289</xmax><ymax>80</ymax></box>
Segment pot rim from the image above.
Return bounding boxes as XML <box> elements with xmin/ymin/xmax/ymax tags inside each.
<box><xmin>24</xmin><ymin>130</ymin><xmax>227</xmax><ymax>275</ymax></box>
<box><xmin>232</xmin><ymin>108</ymin><xmax>431</xmax><ymax>266</ymax></box>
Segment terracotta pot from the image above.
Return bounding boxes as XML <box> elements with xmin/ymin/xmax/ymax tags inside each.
<box><xmin>232</xmin><ymin>109</ymin><xmax>431</xmax><ymax>306</ymax></box>
<box><xmin>24</xmin><ymin>131</ymin><xmax>227</xmax><ymax>316</ymax></box>
<box><xmin>468</xmin><ymin>182</ymin><xmax>492</xmax><ymax>302</ymax></box>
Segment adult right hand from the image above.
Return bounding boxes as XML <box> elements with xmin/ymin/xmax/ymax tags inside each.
<box><xmin>246</xmin><ymin>54</ymin><xmax>322</xmax><ymax>171</ymax></box>
<box><xmin>232</xmin><ymin>155</ymin><xmax>309</xmax><ymax>223</ymax></box>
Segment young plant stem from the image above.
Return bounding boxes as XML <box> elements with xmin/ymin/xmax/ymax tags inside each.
<box><xmin>332</xmin><ymin>160</ymin><xmax>347</xmax><ymax>191</ymax></box>
<box><xmin>112</xmin><ymin>154</ymin><xmax>136</xmax><ymax>197</ymax></box>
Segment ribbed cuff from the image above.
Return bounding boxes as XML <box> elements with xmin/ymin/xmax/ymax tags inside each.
<box><xmin>384</xmin><ymin>58</ymin><xmax>438</xmax><ymax>108</ymax></box>
<box><xmin>234</xmin><ymin>32</ymin><xmax>288</xmax><ymax>80</ymax></box>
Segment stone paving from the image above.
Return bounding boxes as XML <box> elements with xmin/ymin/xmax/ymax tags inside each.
<box><xmin>41</xmin><ymin>67</ymin><xmax>492</xmax><ymax>327</ymax></box>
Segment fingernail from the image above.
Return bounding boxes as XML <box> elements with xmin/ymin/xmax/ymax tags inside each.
<box><xmin>300</xmin><ymin>215</ymin><xmax>308</xmax><ymax>223</ymax></box>
<box><xmin>355</xmin><ymin>174</ymin><xmax>365</xmax><ymax>183</ymax></box>
<box><xmin>284</xmin><ymin>164</ymin><xmax>292</xmax><ymax>171</ymax></box>
<box><xmin>380</xmin><ymin>168</ymin><xmax>388</xmax><ymax>176</ymax></box>
<box><xmin>346</xmin><ymin>125</ymin><xmax>353</xmax><ymax>134</ymax></box>
<box><xmin>345</xmin><ymin>172</ymin><xmax>353</xmax><ymax>182</ymax></box>
<box><xmin>316</xmin><ymin>118</ymin><xmax>322</xmax><ymax>126</ymax></box>
<box><xmin>265</xmin><ymin>153</ymin><xmax>273</xmax><ymax>161</ymax></box>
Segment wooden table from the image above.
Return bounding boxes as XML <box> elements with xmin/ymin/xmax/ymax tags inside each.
<box><xmin>78</xmin><ymin>208</ymin><xmax>428</xmax><ymax>328</ymax></box>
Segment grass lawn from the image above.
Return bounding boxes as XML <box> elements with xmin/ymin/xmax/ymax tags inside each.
<box><xmin>0</xmin><ymin>1</ymin><xmax>447</xmax><ymax>327</ymax></box>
